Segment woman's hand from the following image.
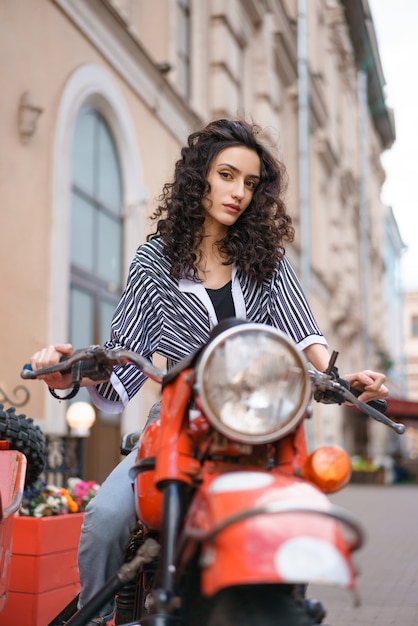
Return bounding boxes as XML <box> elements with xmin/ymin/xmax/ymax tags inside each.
<box><xmin>344</xmin><ymin>369</ymin><xmax>389</xmax><ymax>403</ymax></box>
<box><xmin>303</xmin><ymin>344</ymin><xmax>389</xmax><ymax>403</ymax></box>
<box><xmin>30</xmin><ymin>343</ymin><xmax>74</xmax><ymax>390</ymax></box>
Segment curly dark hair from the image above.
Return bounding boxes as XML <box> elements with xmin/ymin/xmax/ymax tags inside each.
<box><xmin>148</xmin><ymin>118</ymin><xmax>294</xmax><ymax>283</ymax></box>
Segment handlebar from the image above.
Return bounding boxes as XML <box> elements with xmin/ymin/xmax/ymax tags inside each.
<box><xmin>21</xmin><ymin>345</ymin><xmax>405</xmax><ymax>435</ymax></box>
<box><xmin>21</xmin><ymin>346</ymin><xmax>166</xmax><ymax>385</ymax></box>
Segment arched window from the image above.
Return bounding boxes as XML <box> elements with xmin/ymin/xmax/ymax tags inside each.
<box><xmin>49</xmin><ymin>64</ymin><xmax>145</xmax><ymax>481</ymax></box>
<box><xmin>69</xmin><ymin>109</ymin><xmax>123</xmax><ymax>402</ymax></box>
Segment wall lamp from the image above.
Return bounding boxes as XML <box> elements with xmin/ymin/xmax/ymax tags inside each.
<box><xmin>18</xmin><ymin>91</ymin><xmax>43</xmax><ymax>144</ymax></box>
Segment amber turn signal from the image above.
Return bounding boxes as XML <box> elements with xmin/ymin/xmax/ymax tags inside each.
<box><xmin>302</xmin><ymin>445</ymin><xmax>352</xmax><ymax>493</ymax></box>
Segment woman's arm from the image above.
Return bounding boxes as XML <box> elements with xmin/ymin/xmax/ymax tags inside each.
<box><xmin>303</xmin><ymin>343</ymin><xmax>331</xmax><ymax>373</ymax></box>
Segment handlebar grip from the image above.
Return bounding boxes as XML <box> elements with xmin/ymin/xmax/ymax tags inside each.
<box><xmin>349</xmin><ymin>386</ymin><xmax>387</xmax><ymax>414</ymax></box>
<box><xmin>21</xmin><ymin>358</ymin><xmax>72</xmax><ymax>380</ymax></box>
<box><xmin>21</xmin><ymin>363</ymin><xmax>34</xmax><ymax>379</ymax></box>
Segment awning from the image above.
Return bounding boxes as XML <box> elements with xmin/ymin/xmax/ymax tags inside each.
<box><xmin>386</xmin><ymin>398</ymin><xmax>418</xmax><ymax>424</ymax></box>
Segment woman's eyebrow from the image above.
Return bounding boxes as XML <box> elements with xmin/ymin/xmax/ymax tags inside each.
<box><xmin>218</xmin><ymin>162</ymin><xmax>260</xmax><ymax>179</ymax></box>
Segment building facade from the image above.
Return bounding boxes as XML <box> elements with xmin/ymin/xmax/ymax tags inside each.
<box><xmin>0</xmin><ymin>0</ymin><xmax>400</xmax><ymax>481</ymax></box>
<box><xmin>403</xmin><ymin>292</ymin><xmax>418</xmax><ymax>401</ymax></box>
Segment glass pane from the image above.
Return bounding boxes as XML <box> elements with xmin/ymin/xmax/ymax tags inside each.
<box><xmin>97</xmin><ymin>212</ymin><xmax>121</xmax><ymax>284</ymax></box>
<box><xmin>70</xmin><ymin>191</ymin><xmax>95</xmax><ymax>272</ymax></box>
<box><xmin>100</xmin><ymin>299</ymin><xmax>117</xmax><ymax>345</ymax></box>
<box><xmin>69</xmin><ymin>108</ymin><xmax>123</xmax><ymax>397</ymax></box>
<box><xmin>70</xmin><ymin>287</ymin><xmax>94</xmax><ymax>348</ymax></box>
<box><xmin>97</xmin><ymin>119</ymin><xmax>122</xmax><ymax>213</ymax></box>
<box><xmin>71</xmin><ymin>110</ymin><xmax>96</xmax><ymax>194</ymax></box>
<box><xmin>70</xmin><ymin>288</ymin><xmax>95</xmax><ymax>405</ymax></box>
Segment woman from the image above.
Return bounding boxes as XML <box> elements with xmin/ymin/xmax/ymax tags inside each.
<box><xmin>31</xmin><ymin>119</ymin><xmax>388</xmax><ymax>623</ymax></box>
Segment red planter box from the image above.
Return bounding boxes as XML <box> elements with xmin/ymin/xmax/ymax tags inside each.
<box><xmin>0</xmin><ymin>513</ymin><xmax>84</xmax><ymax>626</ymax></box>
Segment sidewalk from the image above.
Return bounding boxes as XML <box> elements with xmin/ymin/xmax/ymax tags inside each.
<box><xmin>309</xmin><ymin>484</ymin><xmax>418</xmax><ymax>626</ymax></box>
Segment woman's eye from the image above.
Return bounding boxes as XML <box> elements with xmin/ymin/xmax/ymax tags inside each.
<box><xmin>246</xmin><ymin>180</ymin><xmax>257</xmax><ymax>190</ymax></box>
<box><xmin>219</xmin><ymin>171</ymin><xmax>232</xmax><ymax>179</ymax></box>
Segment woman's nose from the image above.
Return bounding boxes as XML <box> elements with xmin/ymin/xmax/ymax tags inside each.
<box><xmin>232</xmin><ymin>180</ymin><xmax>245</xmax><ymax>199</ymax></box>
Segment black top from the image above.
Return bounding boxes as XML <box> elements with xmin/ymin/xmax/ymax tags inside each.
<box><xmin>205</xmin><ymin>280</ymin><xmax>235</xmax><ymax>321</ymax></box>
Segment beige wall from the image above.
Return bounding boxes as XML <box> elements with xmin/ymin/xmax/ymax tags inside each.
<box><xmin>1</xmin><ymin>4</ymin><xmax>191</xmax><ymax>389</ymax></box>
<box><xmin>0</xmin><ymin>0</ymin><xmax>399</xmax><ymax>476</ymax></box>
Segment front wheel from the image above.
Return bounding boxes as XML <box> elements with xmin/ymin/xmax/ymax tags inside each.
<box><xmin>207</xmin><ymin>585</ymin><xmax>317</xmax><ymax>626</ymax></box>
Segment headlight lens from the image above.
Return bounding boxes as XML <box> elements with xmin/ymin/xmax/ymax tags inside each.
<box><xmin>195</xmin><ymin>323</ymin><xmax>311</xmax><ymax>443</ymax></box>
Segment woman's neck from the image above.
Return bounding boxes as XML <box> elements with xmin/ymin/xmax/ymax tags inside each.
<box><xmin>195</xmin><ymin>233</ymin><xmax>232</xmax><ymax>288</ymax></box>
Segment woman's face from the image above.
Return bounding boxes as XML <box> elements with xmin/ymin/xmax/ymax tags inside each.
<box><xmin>202</xmin><ymin>145</ymin><xmax>261</xmax><ymax>232</ymax></box>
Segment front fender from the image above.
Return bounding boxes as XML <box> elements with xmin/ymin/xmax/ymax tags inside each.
<box><xmin>0</xmin><ymin>450</ymin><xmax>27</xmax><ymax>611</ymax></box>
<box><xmin>180</xmin><ymin>470</ymin><xmax>362</xmax><ymax>597</ymax></box>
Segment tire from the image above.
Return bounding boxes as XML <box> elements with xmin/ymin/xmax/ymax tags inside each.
<box><xmin>207</xmin><ymin>584</ymin><xmax>316</xmax><ymax>626</ymax></box>
<box><xmin>0</xmin><ymin>403</ymin><xmax>46</xmax><ymax>486</ymax></box>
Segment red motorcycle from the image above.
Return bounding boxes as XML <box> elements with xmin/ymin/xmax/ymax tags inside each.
<box><xmin>22</xmin><ymin>320</ymin><xmax>404</xmax><ymax>626</ymax></box>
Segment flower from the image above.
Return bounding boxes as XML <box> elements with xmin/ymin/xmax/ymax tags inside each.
<box><xmin>19</xmin><ymin>477</ymin><xmax>100</xmax><ymax>517</ymax></box>
<box><xmin>67</xmin><ymin>477</ymin><xmax>100</xmax><ymax>509</ymax></box>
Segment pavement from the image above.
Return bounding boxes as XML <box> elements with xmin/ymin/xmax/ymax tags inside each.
<box><xmin>309</xmin><ymin>484</ymin><xmax>418</xmax><ymax>626</ymax></box>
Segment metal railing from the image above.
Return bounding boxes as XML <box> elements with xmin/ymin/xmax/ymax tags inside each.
<box><xmin>42</xmin><ymin>435</ymin><xmax>84</xmax><ymax>486</ymax></box>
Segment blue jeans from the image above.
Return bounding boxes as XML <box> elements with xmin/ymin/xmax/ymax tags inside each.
<box><xmin>77</xmin><ymin>403</ymin><xmax>160</xmax><ymax>620</ymax></box>
<box><xmin>77</xmin><ymin>448</ymin><xmax>138</xmax><ymax>621</ymax></box>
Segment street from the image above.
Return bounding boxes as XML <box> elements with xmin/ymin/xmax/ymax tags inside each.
<box><xmin>309</xmin><ymin>484</ymin><xmax>418</xmax><ymax>626</ymax></box>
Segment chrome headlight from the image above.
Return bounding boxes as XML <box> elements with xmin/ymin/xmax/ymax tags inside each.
<box><xmin>195</xmin><ymin>323</ymin><xmax>311</xmax><ymax>444</ymax></box>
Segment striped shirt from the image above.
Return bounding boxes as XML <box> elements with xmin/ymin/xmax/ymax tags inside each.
<box><xmin>89</xmin><ymin>237</ymin><xmax>327</xmax><ymax>413</ymax></box>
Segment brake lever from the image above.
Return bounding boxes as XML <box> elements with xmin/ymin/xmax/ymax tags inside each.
<box><xmin>343</xmin><ymin>386</ymin><xmax>405</xmax><ymax>434</ymax></box>
<box><xmin>313</xmin><ymin>350</ymin><xmax>402</xmax><ymax>432</ymax></box>
<box><xmin>312</xmin><ymin>371</ymin><xmax>405</xmax><ymax>435</ymax></box>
